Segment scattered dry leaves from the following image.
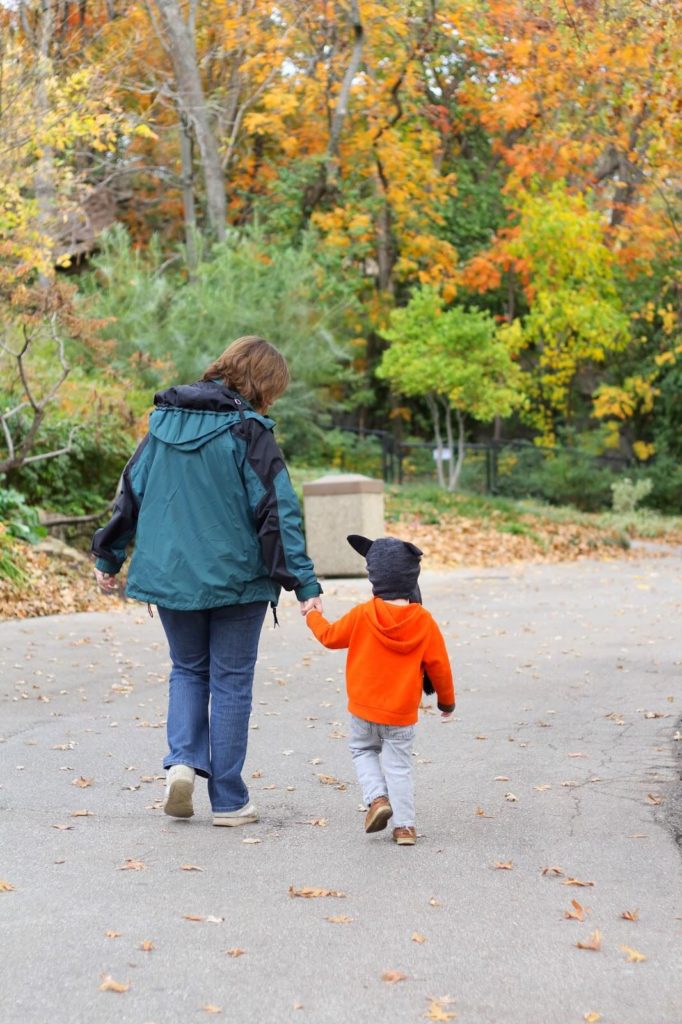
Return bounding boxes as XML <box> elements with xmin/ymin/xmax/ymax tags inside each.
<box><xmin>494</xmin><ymin>861</ymin><xmax>513</xmax><ymax>870</ymax></box>
<box><xmin>99</xmin><ymin>975</ymin><xmax>130</xmax><ymax>993</ymax></box>
<box><xmin>326</xmin><ymin>915</ymin><xmax>353</xmax><ymax>924</ymax></box>
<box><xmin>424</xmin><ymin>997</ymin><xmax>457</xmax><ymax>1021</ymax></box>
<box><xmin>139</xmin><ymin>940</ymin><xmax>154</xmax><ymax>952</ymax></box>
<box><xmin>576</xmin><ymin>930</ymin><xmax>602</xmax><ymax>951</ymax></box>
<box><xmin>288</xmin><ymin>886</ymin><xmax>345</xmax><ymax>899</ymax></box>
<box><xmin>621</xmin><ymin>945</ymin><xmax>647</xmax><ymax>963</ymax></box>
<box><xmin>564</xmin><ymin>900</ymin><xmax>587</xmax><ymax>922</ymax></box>
<box><xmin>411</xmin><ymin>932</ymin><xmax>427</xmax><ymax>944</ymax></box>
<box><xmin>563</xmin><ymin>877</ymin><xmax>594</xmax><ymax>887</ymax></box>
<box><xmin>381</xmin><ymin>970</ymin><xmax>407</xmax><ymax>984</ymax></box>
<box><xmin>584</xmin><ymin>1014</ymin><xmax>602</xmax><ymax>1023</ymax></box>
<box><xmin>180</xmin><ymin>864</ymin><xmax>203</xmax><ymax>872</ymax></box>
<box><xmin>646</xmin><ymin>793</ymin><xmax>663</xmax><ymax>805</ymax></box>
<box><xmin>200</xmin><ymin>1004</ymin><xmax>222</xmax><ymax>1014</ymax></box>
<box><xmin>119</xmin><ymin>858</ymin><xmax>146</xmax><ymax>871</ymax></box>
<box><xmin>70</xmin><ymin>810</ymin><xmax>94</xmax><ymax>817</ymax></box>
<box><xmin>72</xmin><ymin>776</ymin><xmax>93</xmax><ymax>788</ymax></box>
<box><xmin>541</xmin><ymin>866</ymin><xmax>565</xmax><ymax>877</ymax></box>
<box><xmin>621</xmin><ymin>910</ymin><xmax>639</xmax><ymax>921</ymax></box>
<box><xmin>225</xmin><ymin>948</ymin><xmax>246</xmax><ymax>958</ymax></box>
<box><xmin>475</xmin><ymin>807</ymin><xmax>494</xmax><ymax>818</ymax></box>
<box><xmin>0</xmin><ymin>880</ymin><xmax>16</xmax><ymax>892</ymax></box>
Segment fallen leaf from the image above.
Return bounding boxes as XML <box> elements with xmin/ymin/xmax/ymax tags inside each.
<box><xmin>52</xmin><ymin>742</ymin><xmax>76</xmax><ymax>750</ymax></box>
<box><xmin>70</xmin><ymin>810</ymin><xmax>94</xmax><ymax>817</ymax></box>
<box><xmin>119</xmin><ymin>858</ymin><xmax>146</xmax><ymax>871</ymax></box>
<box><xmin>584</xmin><ymin>1014</ymin><xmax>602</xmax><ymax>1023</ymax></box>
<box><xmin>72</xmin><ymin>776</ymin><xmax>93</xmax><ymax>788</ymax></box>
<box><xmin>646</xmin><ymin>793</ymin><xmax>663</xmax><ymax>805</ymax></box>
<box><xmin>494</xmin><ymin>861</ymin><xmax>513</xmax><ymax>870</ymax></box>
<box><xmin>225</xmin><ymin>948</ymin><xmax>246</xmax><ymax>958</ymax></box>
<box><xmin>576</xmin><ymin>929</ymin><xmax>602</xmax><ymax>951</ymax></box>
<box><xmin>621</xmin><ymin>945</ymin><xmax>647</xmax><ymax>962</ymax></box>
<box><xmin>541</xmin><ymin>866</ymin><xmax>565</xmax><ymax>877</ymax></box>
<box><xmin>139</xmin><ymin>940</ymin><xmax>154</xmax><ymax>952</ymax></box>
<box><xmin>180</xmin><ymin>864</ymin><xmax>203</xmax><ymax>872</ymax></box>
<box><xmin>99</xmin><ymin>975</ymin><xmax>130</xmax><ymax>993</ymax></box>
<box><xmin>411</xmin><ymin>932</ymin><xmax>427</xmax><ymax>943</ymax></box>
<box><xmin>381</xmin><ymin>970</ymin><xmax>407</xmax><ymax>984</ymax></box>
<box><xmin>563</xmin><ymin>877</ymin><xmax>595</xmax><ymax>887</ymax></box>
<box><xmin>494</xmin><ymin>775</ymin><xmax>510</xmax><ymax>781</ymax></box>
<box><xmin>242</xmin><ymin>837</ymin><xmax>261</xmax><ymax>844</ymax></box>
<box><xmin>564</xmin><ymin>900</ymin><xmax>587</xmax><ymax>922</ymax></box>
<box><xmin>429</xmin><ymin>897</ymin><xmax>442</xmax><ymax>907</ymax></box>
<box><xmin>251</xmin><ymin>770</ymin><xmax>263</xmax><ymax>779</ymax></box>
<box><xmin>533</xmin><ymin>785</ymin><xmax>551</xmax><ymax>791</ymax></box>
<box><xmin>300</xmin><ymin>818</ymin><xmax>328</xmax><ymax>827</ymax></box>
<box><xmin>206</xmin><ymin>916</ymin><xmax>224</xmax><ymax>924</ymax></box>
<box><xmin>104</xmin><ymin>930</ymin><xmax>121</xmax><ymax>938</ymax></box>
<box><xmin>51</xmin><ymin>823</ymin><xmax>73</xmax><ymax>831</ymax></box>
<box><xmin>504</xmin><ymin>792</ymin><xmax>518</xmax><ymax>802</ymax></box>
<box><xmin>475</xmin><ymin>807</ymin><xmax>493</xmax><ymax>818</ymax></box>
<box><xmin>627</xmin><ymin>833</ymin><xmax>648</xmax><ymax>839</ymax></box>
<box><xmin>475</xmin><ymin>735</ymin><xmax>488</xmax><ymax>740</ymax></box>
<box><xmin>200</xmin><ymin>1005</ymin><xmax>222</xmax><ymax>1014</ymax></box>
<box><xmin>326</xmin><ymin>915</ymin><xmax>353</xmax><ymax>924</ymax></box>
<box><xmin>568</xmin><ymin>752</ymin><xmax>587</xmax><ymax>758</ymax></box>
<box><xmin>293</xmin><ymin>1002</ymin><xmax>304</xmax><ymax>1010</ymax></box>
<box><xmin>424</xmin><ymin>998</ymin><xmax>457</xmax><ymax>1021</ymax></box>
<box><xmin>621</xmin><ymin>910</ymin><xmax>639</xmax><ymax>921</ymax></box>
<box><xmin>288</xmin><ymin>886</ymin><xmax>345</xmax><ymax>899</ymax></box>
<box><xmin>183</xmin><ymin>914</ymin><xmax>204</xmax><ymax>922</ymax></box>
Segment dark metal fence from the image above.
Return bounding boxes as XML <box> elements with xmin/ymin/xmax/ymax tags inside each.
<box><xmin>325</xmin><ymin>428</ymin><xmax>633</xmax><ymax>507</ymax></box>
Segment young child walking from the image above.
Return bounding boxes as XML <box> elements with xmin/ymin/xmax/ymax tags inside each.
<box><xmin>306</xmin><ymin>534</ymin><xmax>455</xmax><ymax>846</ymax></box>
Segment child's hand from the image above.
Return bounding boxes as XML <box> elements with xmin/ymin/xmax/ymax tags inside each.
<box><xmin>300</xmin><ymin>597</ymin><xmax>323</xmax><ymax>616</ymax></box>
<box><xmin>94</xmin><ymin>567</ymin><xmax>119</xmax><ymax>594</ymax></box>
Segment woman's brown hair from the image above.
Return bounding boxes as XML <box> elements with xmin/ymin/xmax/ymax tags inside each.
<box><xmin>202</xmin><ymin>336</ymin><xmax>290</xmax><ymax>412</ymax></box>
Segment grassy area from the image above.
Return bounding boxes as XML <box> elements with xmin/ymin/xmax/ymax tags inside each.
<box><xmin>291</xmin><ymin>469</ymin><xmax>682</xmax><ymax>545</ymax></box>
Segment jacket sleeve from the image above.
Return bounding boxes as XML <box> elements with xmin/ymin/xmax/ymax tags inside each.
<box><xmin>422</xmin><ymin>619</ymin><xmax>456</xmax><ymax>713</ymax></box>
<box><xmin>306</xmin><ymin>607</ymin><xmax>359</xmax><ymax>649</ymax></box>
<box><xmin>239</xmin><ymin>418</ymin><xmax>322</xmax><ymax>601</ymax></box>
<box><xmin>91</xmin><ymin>435</ymin><xmax>150</xmax><ymax>575</ymax></box>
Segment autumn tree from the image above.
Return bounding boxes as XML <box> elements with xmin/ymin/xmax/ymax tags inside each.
<box><xmin>377</xmin><ymin>287</ymin><xmax>521</xmax><ymax>490</ymax></box>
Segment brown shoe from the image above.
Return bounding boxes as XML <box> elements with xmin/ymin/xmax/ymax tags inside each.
<box><xmin>392</xmin><ymin>826</ymin><xmax>417</xmax><ymax>846</ymax></box>
<box><xmin>364</xmin><ymin>795</ymin><xmax>393</xmax><ymax>833</ymax></box>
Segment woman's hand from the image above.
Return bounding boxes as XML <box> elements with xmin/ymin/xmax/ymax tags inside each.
<box><xmin>300</xmin><ymin>597</ymin><xmax>323</xmax><ymax>616</ymax></box>
<box><xmin>94</xmin><ymin>567</ymin><xmax>120</xmax><ymax>594</ymax></box>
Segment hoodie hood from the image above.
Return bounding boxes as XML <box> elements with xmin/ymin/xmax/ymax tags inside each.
<box><xmin>150</xmin><ymin>380</ymin><xmax>273</xmax><ymax>451</ymax></box>
<box><xmin>363</xmin><ymin>598</ymin><xmax>430</xmax><ymax>654</ymax></box>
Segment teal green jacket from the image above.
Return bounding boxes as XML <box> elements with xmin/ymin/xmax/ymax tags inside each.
<box><xmin>91</xmin><ymin>381</ymin><xmax>321</xmax><ymax>610</ymax></box>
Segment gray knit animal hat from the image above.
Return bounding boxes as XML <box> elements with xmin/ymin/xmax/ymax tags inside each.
<box><xmin>347</xmin><ymin>534</ymin><xmax>423</xmax><ymax>601</ymax></box>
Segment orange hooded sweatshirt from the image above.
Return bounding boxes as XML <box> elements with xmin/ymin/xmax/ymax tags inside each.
<box><xmin>306</xmin><ymin>598</ymin><xmax>455</xmax><ymax>726</ymax></box>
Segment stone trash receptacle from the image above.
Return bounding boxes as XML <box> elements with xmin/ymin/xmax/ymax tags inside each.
<box><xmin>302</xmin><ymin>473</ymin><xmax>384</xmax><ymax>577</ymax></box>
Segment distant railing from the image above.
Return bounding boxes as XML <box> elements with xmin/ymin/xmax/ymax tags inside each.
<box><xmin>323</xmin><ymin>428</ymin><xmax>634</xmax><ymax>507</ymax></box>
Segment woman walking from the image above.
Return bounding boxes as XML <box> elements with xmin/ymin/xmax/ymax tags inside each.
<box><xmin>92</xmin><ymin>336</ymin><xmax>322</xmax><ymax>825</ymax></box>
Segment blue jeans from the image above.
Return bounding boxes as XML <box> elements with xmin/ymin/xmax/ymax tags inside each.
<box><xmin>349</xmin><ymin>715</ymin><xmax>416</xmax><ymax>827</ymax></box>
<box><xmin>158</xmin><ymin>602</ymin><xmax>268</xmax><ymax>812</ymax></box>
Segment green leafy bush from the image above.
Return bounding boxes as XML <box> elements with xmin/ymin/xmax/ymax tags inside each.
<box><xmin>0</xmin><ymin>486</ymin><xmax>46</xmax><ymax>543</ymax></box>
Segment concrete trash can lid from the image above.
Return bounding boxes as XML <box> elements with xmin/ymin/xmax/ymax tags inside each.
<box><xmin>303</xmin><ymin>474</ymin><xmax>384</xmax><ymax>496</ymax></box>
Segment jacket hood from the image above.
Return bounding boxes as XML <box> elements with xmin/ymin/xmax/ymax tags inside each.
<box><xmin>150</xmin><ymin>380</ymin><xmax>273</xmax><ymax>451</ymax></box>
<box><xmin>363</xmin><ymin>598</ymin><xmax>430</xmax><ymax>654</ymax></box>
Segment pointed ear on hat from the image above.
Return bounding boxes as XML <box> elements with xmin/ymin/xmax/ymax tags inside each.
<box><xmin>404</xmin><ymin>541</ymin><xmax>423</xmax><ymax>558</ymax></box>
<box><xmin>347</xmin><ymin>534</ymin><xmax>373</xmax><ymax>557</ymax></box>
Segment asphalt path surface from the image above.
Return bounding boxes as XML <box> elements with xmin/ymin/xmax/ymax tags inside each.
<box><xmin>1</xmin><ymin>554</ymin><xmax>681</xmax><ymax>1024</ymax></box>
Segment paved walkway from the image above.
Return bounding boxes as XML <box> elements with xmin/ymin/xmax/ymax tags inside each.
<box><xmin>1</xmin><ymin>555</ymin><xmax>681</xmax><ymax>1024</ymax></box>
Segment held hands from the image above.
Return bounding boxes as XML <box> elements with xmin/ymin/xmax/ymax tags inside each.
<box><xmin>299</xmin><ymin>597</ymin><xmax>323</xmax><ymax>617</ymax></box>
<box><xmin>93</xmin><ymin>567</ymin><xmax>120</xmax><ymax>594</ymax></box>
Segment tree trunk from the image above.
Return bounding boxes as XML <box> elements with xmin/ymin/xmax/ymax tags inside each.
<box><xmin>426</xmin><ymin>393</ymin><xmax>445</xmax><ymax>489</ymax></box>
<box><xmin>179</xmin><ymin>111</ymin><xmax>198</xmax><ymax>272</ymax></box>
<box><xmin>33</xmin><ymin>1</ymin><xmax>57</xmax><ymax>283</ymax></box>
<box><xmin>448</xmin><ymin>406</ymin><xmax>466</xmax><ymax>492</ymax></box>
<box><xmin>154</xmin><ymin>0</ymin><xmax>226</xmax><ymax>242</ymax></box>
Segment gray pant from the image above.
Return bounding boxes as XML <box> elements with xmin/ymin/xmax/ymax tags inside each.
<box><xmin>349</xmin><ymin>714</ymin><xmax>416</xmax><ymax>827</ymax></box>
